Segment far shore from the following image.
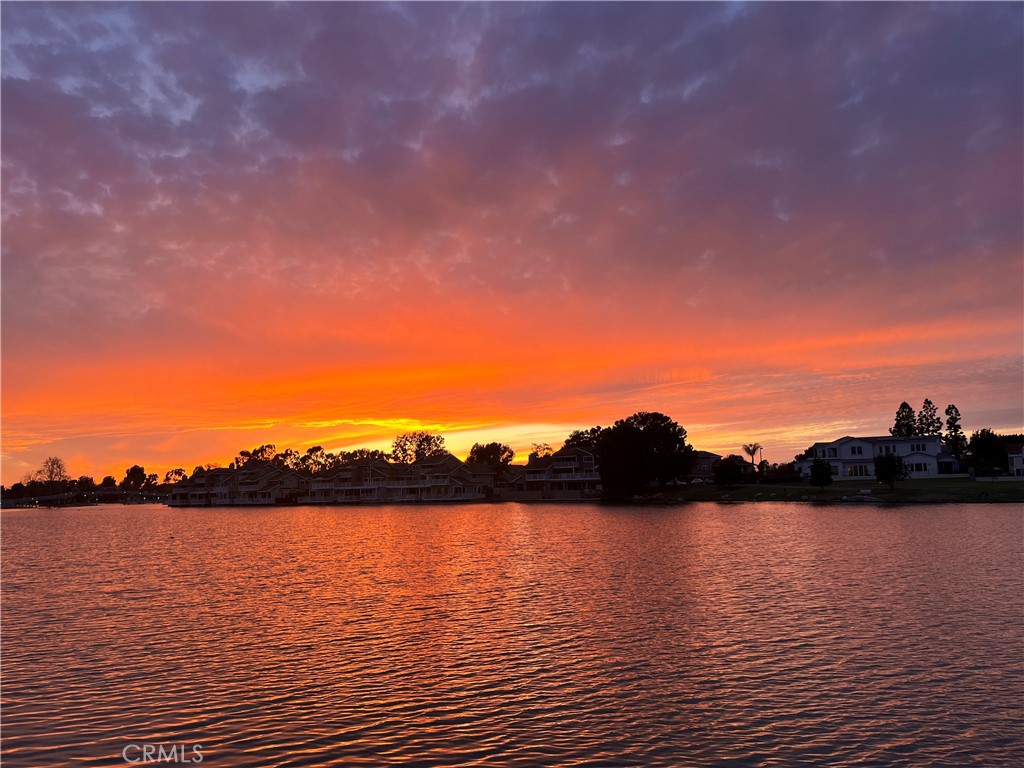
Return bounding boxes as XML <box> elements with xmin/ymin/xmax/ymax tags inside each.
<box><xmin>5</xmin><ymin>478</ymin><xmax>1023</xmax><ymax>510</ymax></box>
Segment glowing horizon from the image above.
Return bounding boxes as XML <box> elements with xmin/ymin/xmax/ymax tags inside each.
<box><xmin>2</xmin><ymin>2</ymin><xmax>1022</xmax><ymax>486</ymax></box>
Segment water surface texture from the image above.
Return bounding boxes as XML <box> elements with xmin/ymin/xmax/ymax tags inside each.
<box><xmin>3</xmin><ymin>502</ymin><xmax>1022</xmax><ymax>767</ymax></box>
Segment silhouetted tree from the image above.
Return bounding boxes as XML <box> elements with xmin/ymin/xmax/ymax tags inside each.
<box><xmin>794</xmin><ymin>445</ymin><xmax>816</xmax><ymax>461</ymax></box>
<box><xmin>272</xmin><ymin>448</ymin><xmax>301</xmax><ymax>471</ymax></box>
<box><xmin>874</xmin><ymin>453</ymin><xmax>909</xmax><ymax>489</ymax></box>
<box><xmin>299</xmin><ymin>446</ymin><xmax>337</xmax><ymax>475</ymax></box>
<box><xmin>99</xmin><ymin>476</ymin><xmax>117</xmax><ymax>488</ymax></box>
<box><xmin>596</xmin><ymin>412</ymin><xmax>693</xmax><ymax>501</ymax></box>
<box><xmin>891</xmin><ymin>402</ymin><xmax>917</xmax><ymax>437</ymax></box>
<box><xmin>563</xmin><ymin>427</ymin><xmax>602</xmax><ymax>453</ymax></box>
<box><xmin>77</xmin><ymin>475</ymin><xmax>97</xmax><ymax>492</ymax></box>
<box><xmin>164</xmin><ymin>468</ymin><xmax>187</xmax><ymax>484</ymax></box>
<box><xmin>337</xmin><ymin>448</ymin><xmax>391</xmax><ymax>464</ymax></box>
<box><xmin>251</xmin><ymin>444</ymin><xmax>276</xmax><ymax>463</ymax></box>
<box><xmin>916</xmin><ymin>399</ymin><xmax>942</xmax><ymax>437</ymax></box>
<box><xmin>714</xmin><ymin>456</ymin><xmax>746</xmax><ymax>488</ymax></box>
<box><xmin>763</xmin><ymin>462</ymin><xmax>801</xmax><ymax>482</ymax></box>
<box><xmin>120</xmin><ymin>465</ymin><xmax>148</xmax><ymax>491</ymax></box>
<box><xmin>466</xmin><ymin>442</ymin><xmax>514</xmax><ymax>467</ymax></box>
<box><xmin>944</xmin><ymin>404</ymin><xmax>967</xmax><ymax>459</ymax></box>
<box><xmin>966</xmin><ymin>429</ymin><xmax>1009</xmax><ymax>477</ymax></box>
<box><xmin>742</xmin><ymin>443</ymin><xmax>762</xmax><ymax>474</ymax></box>
<box><xmin>234</xmin><ymin>444</ymin><xmax>276</xmax><ymax>468</ymax></box>
<box><xmin>529</xmin><ymin>443</ymin><xmax>553</xmax><ymax>459</ymax></box>
<box><xmin>37</xmin><ymin>456</ymin><xmax>70</xmax><ymax>483</ymax></box>
<box><xmin>392</xmin><ymin>432</ymin><xmax>448</xmax><ymax>463</ymax></box>
<box><xmin>810</xmin><ymin>458</ymin><xmax>833</xmax><ymax>489</ymax></box>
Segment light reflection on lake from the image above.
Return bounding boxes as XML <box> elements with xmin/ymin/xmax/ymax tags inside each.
<box><xmin>2</xmin><ymin>502</ymin><xmax>1022</xmax><ymax>767</ymax></box>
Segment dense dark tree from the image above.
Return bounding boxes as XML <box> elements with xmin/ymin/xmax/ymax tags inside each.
<box><xmin>164</xmin><ymin>468</ymin><xmax>187</xmax><ymax>484</ymax></box>
<box><xmin>916</xmin><ymin>399</ymin><xmax>942</xmax><ymax>437</ymax></box>
<box><xmin>810</xmin><ymin>458</ymin><xmax>833</xmax><ymax>489</ymax></box>
<box><xmin>874</xmin><ymin>453</ymin><xmax>909</xmax><ymax>489</ymax></box>
<box><xmin>595</xmin><ymin>412</ymin><xmax>693</xmax><ymax>501</ymax></box>
<box><xmin>77</xmin><ymin>475</ymin><xmax>97</xmax><ymax>492</ymax></box>
<box><xmin>890</xmin><ymin>402</ymin><xmax>917</xmax><ymax>437</ymax></box>
<box><xmin>529</xmin><ymin>443</ymin><xmax>554</xmax><ymax>459</ymax></box>
<box><xmin>794</xmin><ymin>445</ymin><xmax>816</xmax><ymax>461</ymax></box>
<box><xmin>966</xmin><ymin>429</ymin><xmax>1010</xmax><ymax>477</ymax></box>
<box><xmin>763</xmin><ymin>462</ymin><xmax>802</xmax><ymax>482</ymax></box>
<box><xmin>391</xmin><ymin>432</ymin><xmax>448</xmax><ymax>464</ymax></box>
<box><xmin>37</xmin><ymin>456</ymin><xmax>70</xmax><ymax>483</ymax></box>
<box><xmin>714</xmin><ymin>455</ymin><xmax>746</xmax><ymax>488</ymax></box>
<box><xmin>466</xmin><ymin>442</ymin><xmax>514</xmax><ymax>467</ymax></box>
<box><xmin>944</xmin><ymin>404</ymin><xmax>967</xmax><ymax>459</ymax></box>
<box><xmin>99</xmin><ymin>476</ymin><xmax>117</xmax><ymax>488</ymax></box>
<box><xmin>120</xmin><ymin>465</ymin><xmax>148</xmax><ymax>491</ymax></box>
<box><xmin>563</xmin><ymin>427</ymin><xmax>602</xmax><ymax>453</ymax></box>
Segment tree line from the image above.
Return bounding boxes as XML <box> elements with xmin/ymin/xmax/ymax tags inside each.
<box><xmin>2</xmin><ymin>459</ymin><xmax>162</xmax><ymax>504</ymax></box>
<box><xmin>889</xmin><ymin>398</ymin><xmax>1021</xmax><ymax>477</ymax></box>
<box><xmin>5</xmin><ymin>403</ymin><xmax>1019</xmax><ymax>504</ymax></box>
<box><xmin>3</xmin><ymin>413</ymin><xmax>700</xmax><ymax>504</ymax></box>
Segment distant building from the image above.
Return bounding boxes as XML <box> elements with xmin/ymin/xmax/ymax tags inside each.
<box><xmin>1007</xmin><ymin>443</ymin><xmax>1024</xmax><ymax>477</ymax></box>
<box><xmin>690</xmin><ymin>451</ymin><xmax>722</xmax><ymax>482</ymax></box>
<box><xmin>483</xmin><ymin>446</ymin><xmax>600</xmax><ymax>500</ymax></box>
<box><xmin>796</xmin><ymin>435</ymin><xmax>959</xmax><ymax>481</ymax></box>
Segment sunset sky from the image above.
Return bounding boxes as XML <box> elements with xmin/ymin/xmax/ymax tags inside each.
<box><xmin>2</xmin><ymin>2</ymin><xmax>1022</xmax><ymax>486</ymax></box>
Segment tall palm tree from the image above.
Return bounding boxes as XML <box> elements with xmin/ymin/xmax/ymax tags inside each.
<box><xmin>742</xmin><ymin>443</ymin><xmax>762</xmax><ymax>471</ymax></box>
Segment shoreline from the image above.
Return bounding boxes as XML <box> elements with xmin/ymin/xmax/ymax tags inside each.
<box><xmin>5</xmin><ymin>486</ymin><xmax>1023</xmax><ymax>511</ymax></box>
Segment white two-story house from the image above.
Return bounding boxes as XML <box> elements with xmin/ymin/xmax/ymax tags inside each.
<box><xmin>797</xmin><ymin>435</ymin><xmax>958</xmax><ymax>480</ymax></box>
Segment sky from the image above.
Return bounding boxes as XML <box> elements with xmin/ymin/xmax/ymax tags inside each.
<box><xmin>2</xmin><ymin>1</ymin><xmax>1022</xmax><ymax>485</ymax></box>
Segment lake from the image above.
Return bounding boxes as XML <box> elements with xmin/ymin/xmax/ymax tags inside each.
<box><xmin>2</xmin><ymin>502</ymin><xmax>1021</xmax><ymax>767</ymax></box>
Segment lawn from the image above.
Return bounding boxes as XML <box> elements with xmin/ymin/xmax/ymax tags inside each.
<box><xmin>664</xmin><ymin>477</ymin><xmax>1024</xmax><ymax>504</ymax></box>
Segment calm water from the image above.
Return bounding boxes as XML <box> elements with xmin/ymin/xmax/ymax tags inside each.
<box><xmin>2</xmin><ymin>502</ymin><xmax>1022</xmax><ymax>767</ymax></box>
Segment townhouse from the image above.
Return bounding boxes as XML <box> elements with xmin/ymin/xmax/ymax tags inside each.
<box><xmin>167</xmin><ymin>446</ymin><xmax>603</xmax><ymax>507</ymax></box>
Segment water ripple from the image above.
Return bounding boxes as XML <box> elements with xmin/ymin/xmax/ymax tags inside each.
<box><xmin>2</xmin><ymin>502</ymin><xmax>1022</xmax><ymax>766</ymax></box>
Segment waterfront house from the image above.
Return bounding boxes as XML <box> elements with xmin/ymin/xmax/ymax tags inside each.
<box><xmin>235</xmin><ymin>464</ymin><xmax>307</xmax><ymax>505</ymax></box>
<box><xmin>690</xmin><ymin>451</ymin><xmax>722</xmax><ymax>482</ymax></box>
<box><xmin>796</xmin><ymin>435</ymin><xmax>959</xmax><ymax>480</ymax></box>
<box><xmin>1007</xmin><ymin>443</ymin><xmax>1024</xmax><ymax>477</ymax></box>
<box><xmin>516</xmin><ymin>446</ymin><xmax>600</xmax><ymax>499</ymax></box>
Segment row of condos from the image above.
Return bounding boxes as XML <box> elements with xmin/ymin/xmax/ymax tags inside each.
<box><xmin>795</xmin><ymin>435</ymin><xmax>961</xmax><ymax>480</ymax></box>
<box><xmin>168</xmin><ymin>446</ymin><xmax>601</xmax><ymax>507</ymax></box>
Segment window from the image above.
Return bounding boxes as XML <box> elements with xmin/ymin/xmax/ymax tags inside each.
<box><xmin>911</xmin><ymin>443</ymin><xmax>925</xmax><ymax>453</ymax></box>
<box><xmin>847</xmin><ymin>465</ymin><xmax>869</xmax><ymax>477</ymax></box>
<box><xmin>850</xmin><ymin>446</ymin><xmax>863</xmax><ymax>455</ymax></box>
<box><xmin>828</xmin><ymin>448</ymin><xmax>838</xmax><ymax>457</ymax></box>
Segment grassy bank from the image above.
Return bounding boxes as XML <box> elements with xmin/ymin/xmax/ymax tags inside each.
<box><xmin>654</xmin><ymin>477</ymin><xmax>1024</xmax><ymax>504</ymax></box>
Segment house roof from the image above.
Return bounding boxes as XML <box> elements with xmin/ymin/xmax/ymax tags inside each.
<box><xmin>811</xmin><ymin>435</ymin><xmax>942</xmax><ymax>448</ymax></box>
<box><xmin>693</xmin><ymin>450</ymin><xmax>722</xmax><ymax>460</ymax></box>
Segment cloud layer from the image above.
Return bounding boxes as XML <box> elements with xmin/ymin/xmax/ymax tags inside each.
<box><xmin>3</xmin><ymin>2</ymin><xmax>1022</xmax><ymax>483</ymax></box>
